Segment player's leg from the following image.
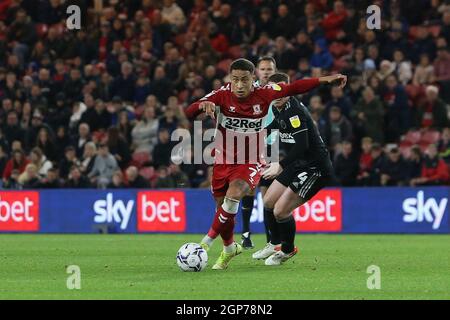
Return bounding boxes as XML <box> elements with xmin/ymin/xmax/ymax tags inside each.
<box><xmin>264</xmin><ymin>187</ymin><xmax>302</xmax><ymax>266</ymax></box>
<box><xmin>212</xmin><ymin>178</ymin><xmax>251</xmax><ymax>270</ymax></box>
<box><xmin>265</xmin><ymin>170</ymin><xmax>326</xmax><ymax>266</ymax></box>
<box><xmin>200</xmin><ymin>164</ymin><xmax>227</xmax><ymax>251</ymax></box>
<box><xmin>252</xmin><ymin>180</ymin><xmax>285</xmax><ymax>259</ymax></box>
<box><xmin>241</xmin><ymin>189</ymin><xmax>255</xmax><ymax>249</ymax></box>
<box><xmin>200</xmin><ymin>196</ymin><xmax>224</xmax><ymax>250</ymax></box>
<box><xmin>259</xmin><ymin>179</ymin><xmax>273</xmax><ymax>243</ymax></box>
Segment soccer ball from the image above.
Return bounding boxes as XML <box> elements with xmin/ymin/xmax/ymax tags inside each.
<box><xmin>176</xmin><ymin>243</ymin><xmax>208</xmax><ymax>272</ymax></box>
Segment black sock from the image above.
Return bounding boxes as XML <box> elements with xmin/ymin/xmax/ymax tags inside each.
<box><xmin>277</xmin><ymin>215</ymin><xmax>296</xmax><ymax>253</ymax></box>
<box><xmin>264</xmin><ymin>207</ymin><xmax>280</xmax><ymax>245</ymax></box>
<box><xmin>241</xmin><ymin>195</ymin><xmax>254</xmax><ymax>234</ymax></box>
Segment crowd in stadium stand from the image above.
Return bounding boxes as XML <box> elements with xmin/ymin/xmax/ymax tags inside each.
<box><xmin>1</xmin><ymin>0</ymin><xmax>450</xmax><ymax>189</ymax></box>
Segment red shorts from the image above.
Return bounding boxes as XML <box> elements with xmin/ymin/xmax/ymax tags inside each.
<box><xmin>211</xmin><ymin>163</ymin><xmax>263</xmax><ymax>197</ymax></box>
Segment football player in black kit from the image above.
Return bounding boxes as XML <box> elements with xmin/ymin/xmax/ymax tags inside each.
<box><xmin>254</xmin><ymin>72</ymin><xmax>346</xmax><ymax>265</ymax></box>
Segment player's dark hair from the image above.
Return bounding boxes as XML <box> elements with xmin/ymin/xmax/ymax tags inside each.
<box><xmin>257</xmin><ymin>56</ymin><xmax>276</xmax><ymax>67</ymax></box>
<box><xmin>268</xmin><ymin>72</ymin><xmax>290</xmax><ymax>83</ymax></box>
<box><xmin>230</xmin><ymin>58</ymin><xmax>255</xmax><ymax>74</ymax></box>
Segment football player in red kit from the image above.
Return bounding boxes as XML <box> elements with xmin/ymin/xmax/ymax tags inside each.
<box><xmin>185</xmin><ymin>58</ymin><xmax>346</xmax><ymax>270</ymax></box>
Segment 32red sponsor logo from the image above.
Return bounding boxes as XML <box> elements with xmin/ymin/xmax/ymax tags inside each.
<box><xmin>137</xmin><ymin>191</ymin><xmax>186</xmax><ymax>232</ymax></box>
<box><xmin>0</xmin><ymin>192</ymin><xmax>39</xmax><ymax>231</ymax></box>
<box><xmin>293</xmin><ymin>189</ymin><xmax>342</xmax><ymax>232</ymax></box>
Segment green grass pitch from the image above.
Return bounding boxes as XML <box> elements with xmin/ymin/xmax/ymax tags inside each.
<box><xmin>0</xmin><ymin>234</ymin><xmax>448</xmax><ymax>300</ymax></box>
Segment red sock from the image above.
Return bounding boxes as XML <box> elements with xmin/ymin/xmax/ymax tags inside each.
<box><xmin>208</xmin><ymin>206</ymin><xmax>235</xmax><ymax>245</ymax></box>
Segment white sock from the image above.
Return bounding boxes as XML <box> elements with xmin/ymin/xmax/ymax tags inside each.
<box><xmin>201</xmin><ymin>235</ymin><xmax>214</xmax><ymax>247</ymax></box>
<box><xmin>224</xmin><ymin>243</ymin><xmax>236</xmax><ymax>254</ymax></box>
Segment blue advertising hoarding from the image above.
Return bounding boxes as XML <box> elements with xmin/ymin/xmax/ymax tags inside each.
<box><xmin>0</xmin><ymin>187</ymin><xmax>448</xmax><ymax>234</ymax></box>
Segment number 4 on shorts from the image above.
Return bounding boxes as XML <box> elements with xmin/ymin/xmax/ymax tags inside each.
<box><xmin>297</xmin><ymin>172</ymin><xmax>308</xmax><ymax>185</ymax></box>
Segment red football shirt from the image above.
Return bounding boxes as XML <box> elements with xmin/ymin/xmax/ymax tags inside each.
<box><xmin>185</xmin><ymin>78</ymin><xmax>320</xmax><ymax>164</ymax></box>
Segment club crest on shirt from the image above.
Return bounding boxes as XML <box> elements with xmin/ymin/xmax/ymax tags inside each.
<box><xmin>270</xmin><ymin>83</ymin><xmax>282</xmax><ymax>91</ymax></box>
<box><xmin>253</xmin><ymin>104</ymin><xmax>262</xmax><ymax>115</ymax></box>
<box><xmin>289</xmin><ymin>115</ymin><xmax>301</xmax><ymax>128</ymax></box>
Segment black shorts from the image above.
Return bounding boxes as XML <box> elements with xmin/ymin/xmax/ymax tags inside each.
<box><xmin>276</xmin><ymin>164</ymin><xmax>330</xmax><ymax>201</ymax></box>
<box><xmin>259</xmin><ymin>177</ymin><xmax>273</xmax><ymax>188</ymax></box>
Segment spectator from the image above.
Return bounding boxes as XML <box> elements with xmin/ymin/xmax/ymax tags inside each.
<box><xmin>161</xmin><ymin>0</ymin><xmax>186</xmax><ymax>31</ymax></box>
<box><xmin>4</xmin><ymin>111</ymin><xmax>25</xmax><ymax>146</ymax></box>
<box><xmin>321</xmin><ymin>0</ymin><xmax>347</xmax><ymax>41</ymax></box>
<box><xmin>382</xmin><ymin>75</ymin><xmax>410</xmax><ymax>142</ymax></box>
<box><xmin>106</xmin><ymin>127</ymin><xmax>131</xmax><ymax>169</ymax></box>
<box><xmin>323</xmin><ymin>106</ymin><xmax>353</xmax><ymax>153</ymax></box>
<box><xmin>356</xmin><ymin>137</ymin><xmax>373</xmax><ymax>186</ymax></box>
<box><xmin>416</xmin><ymin>85</ymin><xmax>449</xmax><ymax>130</ymax></box>
<box><xmin>413</xmin><ymin>54</ymin><xmax>435</xmax><ymax>85</ymax></box>
<box><xmin>80</xmin><ymin>142</ymin><xmax>97</xmax><ymax>175</ymax></box>
<box><xmin>352</xmin><ymin>87</ymin><xmax>385</xmax><ymax>143</ymax></box>
<box><xmin>155</xmin><ymin>165</ymin><xmax>176</xmax><ymax>188</ymax></box>
<box><xmin>80</xmin><ymin>99</ymin><xmax>111</xmax><ymax>132</ymax></box>
<box><xmin>29</xmin><ymin>147</ymin><xmax>52</xmax><ymax>179</ymax></box>
<box><xmin>273</xmin><ymin>36</ymin><xmax>298</xmax><ymax>71</ymax></box>
<box><xmin>110</xmin><ymin>62</ymin><xmax>136</xmax><ymax>103</ymax></box>
<box><xmin>108</xmin><ymin>170</ymin><xmax>126</xmax><ymax>189</ymax></box>
<box><xmin>74</xmin><ymin>123</ymin><xmax>91</xmax><ymax>158</ymax></box>
<box><xmin>2</xmin><ymin>149</ymin><xmax>29</xmax><ymax>181</ymax></box>
<box><xmin>380</xmin><ymin>147</ymin><xmax>409</xmax><ymax>186</ymax></box>
<box><xmin>169</xmin><ymin>163</ymin><xmax>190</xmax><ymax>188</ymax></box>
<box><xmin>59</xmin><ymin>146</ymin><xmax>79</xmax><ymax>179</ymax></box>
<box><xmin>0</xmin><ymin>145</ymin><xmax>8</xmax><ymax>178</ymax></box>
<box><xmin>411</xmin><ymin>144</ymin><xmax>449</xmax><ymax>186</ymax></box>
<box><xmin>126</xmin><ymin>166</ymin><xmax>150</xmax><ymax>188</ymax></box>
<box><xmin>152</xmin><ymin>128</ymin><xmax>174</xmax><ymax>168</ymax></box>
<box><xmin>433</xmin><ymin>45</ymin><xmax>450</xmax><ymax>102</ymax></box>
<box><xmin>36</xmin><ymin>127</ymin><xmax>56</xmax><ymax>161</ymax></box>
<box><xmin>88</xmin><ymin>144</ymin><xmax>118</xmax><ymax>188</ymax></box>
<box><xmin>18</xmin><ymin>163</ymin><xmax>40</xmax><ymax>189</ymax></box>
<box><xmin>333</xmin><ymin>141</ymin><xmax>359</xmax><ymax>186</ymax></box>
<box><xmin>369</xmin><ymin>143</ymin><xmax>388</xmax><ymax>186</ymax></box>
<box><xmin>65</xmin><ymin>166</ymin><xmax>92</xmax><ymax>188</ymax></box>
<box><xmin>3</xmin><ymin>169</ymin><xmax>21</xmax><ymax>189</ymax></box>
<box><xmin>149</xmin><ymin>66</ymin><xmax>173</xmax><ymax>104</ymax></box>
<box><xmin>407</xmin><ymin>145</ymin><xmax>424</xmax><ymax>183</ymax></box>
<box><xmin>326</xmin><ymin>86</ymin><xmax>352</xmax><ymax>118</ymax></box>
<box><xmin>438</xmin><ymin>127</ymin><xmax>450</xmax><ymax>164</ymax></box>
<box><xmin>132</xmin><ymin>106</ymin><xmax>159</xmax><ymax>153</ymax></box>
<box><xmin>37</xmin><ymin>168</ymin><xmax>62</xmax><ymax>189</ymax></box>
<box><xmin>310</xmin><ymin>38</ymin><xmax>334</xmax><ymax>70</ymax></box>
<box><xmin>273</xmin><ymin>4</ymin><xmax>297</xmax><ymax>40</ymax></box>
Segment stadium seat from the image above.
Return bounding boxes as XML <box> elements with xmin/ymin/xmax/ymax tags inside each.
<box><xmin>132</xmin><ymin>151</ymin><xmax>151</xmax><ymax>168</ymax></box>
<box><xmin>420</xmin><ymin>130</ymin><xmax>441</xmax><ymax>144</ymax></box>
<box><xmin>217</xmin><ymin>59</ymin><xmax>232</xmax><ymax>74</ymax></box>
<box><xmin>428</xmin><ymin>25</ymin><xmax>441</xmax><ymax>38</ymax></box>
<box><xmin>402</xmin><ymin>130</ymin><xmax>421</xmax><ymax>144</ymax></box>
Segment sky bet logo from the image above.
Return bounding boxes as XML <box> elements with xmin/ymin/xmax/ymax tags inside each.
<box><xmin>93</xmin><ymin>192</ymin><xmax>186</xmax><ymax>232</ymax></box>
<box><xmin>0</xmin><ymin>192</ymin><xmax>39</xmax><ymax>231</ymax></box>
<box><xmin>93</xmin><ymin>193</ymin><xmax>134</xmax><ymax>230</ymax></box>
<box><xmin>402</xmin><ymin>191</ymin><xmax>448</xmax><ymax>230</ymax></box>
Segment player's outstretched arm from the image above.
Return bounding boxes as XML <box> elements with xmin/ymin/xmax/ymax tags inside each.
<box><xmin>265</xmin><ymin>74</ymin><xmax>347</xmax><ymax>101</ymax></box>
<box><xmin>184</xmin><ymin>88</ymin><xmax>224</xmax><ymax>120</ymax></box>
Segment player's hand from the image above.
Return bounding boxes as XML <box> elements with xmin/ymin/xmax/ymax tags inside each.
<box><xmin>262</xmin><ymin>162</ymin><xmax>283</xmax><ymax>180</ymax></box>
<box><xmin>199</xmin><ymin>101</ymin><xmax>216</xmax><ymax>119</ymax></box>
<box><xmin>319</xmin><ymin>74</ymin><xmax>347</xmax><ymax>88</ymax></box>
